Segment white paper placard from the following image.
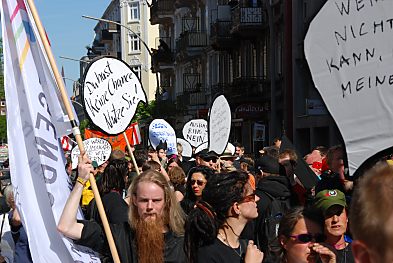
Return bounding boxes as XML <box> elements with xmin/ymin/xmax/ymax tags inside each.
<box><xmin>149</xmin><ymin>119</ymin><xmax>178</xmax><ymax>155</ymax></box>
<box><xmin>71</xmin><ymin>138</ymin><xmax>112</xmax><ymax>169</ymax></box>
<box><xmin>182</xmin><ymin>119</ymin><xmax>208</xmax><ymax>147</ymax></box>
<box><xmin>83</xmin><ymin>57</ymin><xmax>147</xmax><ymax>135</ymax></box>
<box><xmin>305</xmin><ymin>0</ymin><xmax>393</xmax><ymax>175</ymax></box>
<box><xmin>208</xmin><ymin>95</ymin><xmax>231</xmax><ymax>155</ymax></box>
<box><xmin>177</xmin><ymin>138</ymin><xmax>193</xmax><ymax>158</ymax></box>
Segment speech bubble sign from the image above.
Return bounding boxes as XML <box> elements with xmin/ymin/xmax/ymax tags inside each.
<box><xmin>182</xmin><ymin>119</ymin><xmax>208</xmax><ymax>147</ymax></box>
<box><xmin>82</xmin><ymin>57</ymin><xmax>147</xmax><ymax>135</ymax></box>
<box><xmin>208</xmin><ymin>95</ymin><xmax>231</xmax><ymax>155</ymax></box>
<box><xmin>71</xmin><ymin>138</ymin><xmax>112</xmax><ymax>170</ymax></box>
<box><xmin>195</xmin><ymin>141</ymin><xmax>208</xmax><ymax>154</ymax></box>
<box><xmin>304</xmin><ymin>0</ymin><xmax>393</xmax><ymax>175</ymax></box>
<box><xmin>149</xmin><ymin>119</ymin><xmax>178</xmax><ymax>155</ymax></box>
<box><xmin>177</xmin><ymin>138</ymin><xmax>193</xmax><ymax>158</ymax></box>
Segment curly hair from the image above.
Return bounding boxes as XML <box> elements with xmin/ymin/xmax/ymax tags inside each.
<box><xmin>184</xmin><ymin>170</ymin><xmax>249</xmax><ymax>263</ymax></box>
<box><xmin>168</xmin><ymin>166</ymin><xmax>186</xmax><ymax>187</ymax></box>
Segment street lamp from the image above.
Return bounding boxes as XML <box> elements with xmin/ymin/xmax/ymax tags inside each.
<box><xmin>81</xmin><ymin>15</ymin><xmax>160</xmax><ymax>100</ymax></box>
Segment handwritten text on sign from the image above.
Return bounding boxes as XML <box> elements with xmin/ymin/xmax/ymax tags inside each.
<box><xmin>149</xmin><ymin>119</ymin><xmax>178</xmax><ymax>155</ymax></box>
<box><xmin>71</xmin><ymin>138</ymin><xmax>112</xmax><ymax>169</ymax></box>
<box><xmin>182</xmin><ymin>119</ymin><xmax>208</xmax><ymax>147</ymax></box>
<box><xmin>208</xmin><ymin>95</ymin><xmax>231</xmax><ymax>155</ymax></box>
<box><xmin>83</xmin><ymin>57</ymin><xmax>146</xmax><ymax>135</ymax></box>
<box><xmin>305</xmin><ymin>0</ymin><xmax>393</xmax><ymax>174</ymax></box>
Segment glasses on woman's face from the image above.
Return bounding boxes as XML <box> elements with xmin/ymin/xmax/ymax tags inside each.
<box><xmin>239</xmin><ymin>192</ymin><xmax>256</xmax><ymax>203</ymax></box>
<box><xmin>289</xmin><ymin>233</ymin><xmax>326</xmax><ymax>243</ymax></box>
<box><xmin>190</xmin><ymin>179</ymin><xmax>206</xmax><ymax>186</ymax></box>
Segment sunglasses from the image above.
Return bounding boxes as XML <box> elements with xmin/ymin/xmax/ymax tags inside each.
<box><xmin>190</xmin><ymin>179</ymin><xmax>206</xmax><ymax>186</ymax></box>
<box><xmin>202</xmin><ymin>157</ymin><xmax>217</xmax><ymax>162</ymax></box>
<box><xmin>289</xmin><ymin>233</ymin><xmax>326</xmax><ymax>243</ymax></box>
<box><xmin>239</xmin><ymin>192</ymin><xmax>256</xmax><ymax>203</ymax></box>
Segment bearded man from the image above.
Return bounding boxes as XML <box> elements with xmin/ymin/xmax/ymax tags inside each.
<box><xmin>58</xmin><ymin>154</ymin><xmax>186</xmax><ymax>263</ymax></box>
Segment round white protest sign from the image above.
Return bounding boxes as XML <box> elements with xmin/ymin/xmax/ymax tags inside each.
<box><xmin>149</xmin><ymin>119</ymin><xmax>178</xmax><ymax>155</ymax></box>
<box><xmin>208</xmin><ymin>95</ymin><xmax>231</xmax><ymax>155</ymax></box>
<box><xmin>71</xmin><ymin>138</ymin><xmax>112</xmax><ymax>169</ymax></box>
<box><xmin>195</xmin><ymin>141</ymin><xmax>208</xmax><ymax>154</ymax></box>
<box><xmin>182</xmin><ymin>119</ymin><xmax>208</xmax><ymax>147</ymax></box>
<box><xmin>304</xmin><ymin>0</ymin><xmax>393</xmax><ymax>175</ymax></box>
<box><xmin>177</xmin><ymin>138</ymin><xmax>193</xmax><ymax>158</ymax></box>
<box><xmin>82</xmin><ymin>57</ymin><xmax>147</xmax><ymax>135</ymax></box>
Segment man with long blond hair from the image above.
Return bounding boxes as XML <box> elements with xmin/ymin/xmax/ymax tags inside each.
<box><xmin>58</xmin><ymin>154</ymin><xmax>186</xmax><ymax>263</ymax></box>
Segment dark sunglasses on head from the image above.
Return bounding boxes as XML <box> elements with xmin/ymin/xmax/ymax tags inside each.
<box><xmin>190</xmin><ymin>179</ymin><xmax>206</xmax><ymax>186</ymax></box>
<box><xmin>290</xmin><ymin>233</ymin><xmax>326</xmax><ymax>243</ymax></box>
<box><xmin>239</xmin><ymin>192</ymin><xmax>256</xmax><ymax>203</ymax></box>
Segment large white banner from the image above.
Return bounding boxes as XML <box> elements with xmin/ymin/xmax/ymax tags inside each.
<box><xmin>305</xmin><ymin>0</ymin><xmax>393</xmax><ymax>175</ymax></box>
<box><xmin>208</xmin><ymin>95</ymin><xmax>231</xmax><ymax>155</ymax></box>
<box><xmin>1</xmin><ymin>0</ymin><xmax>99</xmax><ymax>262</ymax></box>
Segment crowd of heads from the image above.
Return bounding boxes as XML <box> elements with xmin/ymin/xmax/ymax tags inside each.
<box><xmin>56</xmin><ymin>136</ymin><xmax>393</xmax><ymax>263</ymax></box>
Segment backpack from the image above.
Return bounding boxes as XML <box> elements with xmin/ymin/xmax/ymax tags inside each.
<box><xmin>257</xmin><ymin>191</ymin><xmax>290</xmax><ymax>260</ymax></box>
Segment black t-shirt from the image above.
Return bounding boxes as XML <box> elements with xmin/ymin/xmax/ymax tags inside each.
<box><xmin>75</xmin><ymin>220</ymin><xmax>186</xmax><ymax>263</ymax></box>
<box><xmin>197</xmin><ymin>238</ymin><xmax>247</xmax><ymax>263</ymax></box>
<box><xmin>316</xmin><ymin>244</ymin><xmax>354</xmax><ymax>263</ymax></box>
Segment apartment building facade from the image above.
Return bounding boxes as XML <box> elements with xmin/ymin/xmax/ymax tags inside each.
<box><xmin>88</xmin><ymin>0</ymin><xmax>159</xmax><ymax>101</ymax></box>
<box><xmin>150</xmin><ymin>0</ymin><xmax>342</xmax><ymax>155</ymax></box>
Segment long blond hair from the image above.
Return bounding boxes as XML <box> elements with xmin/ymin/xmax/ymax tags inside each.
<box><xmin>128</xmin><ymin>170</ymin><xmax>185</xmax><ymax>235</ymax></box>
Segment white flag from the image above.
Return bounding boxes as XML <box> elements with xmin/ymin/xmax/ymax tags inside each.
<box><xmin>1</xmin><ymin>0</ymin><xmax>99</xmax><ymax>262</ymax></box>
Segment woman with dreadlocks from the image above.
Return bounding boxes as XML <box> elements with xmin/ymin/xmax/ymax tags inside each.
<box><xmin>184</xmin><ymin>171</ymin><xmax>264</xmax><ymax>263</ymax></box>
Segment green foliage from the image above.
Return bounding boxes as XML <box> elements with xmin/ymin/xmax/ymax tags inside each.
<box><xmin>132</xmin><ymin>100</ymin><xmax>156</xmax><ymax>123</ymax></box>
<box><xmin>79</xmin><ymin>119</ymin><xmax>90</xmax><ymax>139</ymax></box>
<box><xmin>0</xmin><ymin>116</ymin><xmax>6</xmax><ymax>142</ymax></box>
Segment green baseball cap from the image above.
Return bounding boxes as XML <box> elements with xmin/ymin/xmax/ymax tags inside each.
<box><xmin>314</xmin><ymin>189</ymin><xmax>347</xmax><ymax>215</ymax></box>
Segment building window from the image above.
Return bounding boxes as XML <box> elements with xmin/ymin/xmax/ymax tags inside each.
<box><xmin>131</xmin><ymin>66</ymin><xmax>141</xmax><ymax>79</ymax></box>
<box><xmin>128</xmin><ymin>34</ymin><xmax>140</xmax><ymax>53</ymax></box>
<box><xmin>128</xmin><ymin>2</ymin><xmax>140</xmax><ymax>22</ymax></box>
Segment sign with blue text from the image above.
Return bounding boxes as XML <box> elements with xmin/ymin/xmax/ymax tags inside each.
<box><xmin>305</xmin><ymin>0</ymin><xmax>393</xmax><ymax>175</ymax></box>
<box><xmin>82</xmin><ymin>57</ymin><xmax>146</xmax><ymax>135</ymax></box>
<box><xmin>149</xmin><ymin>119</ymin><xmax>178</xmax><ymax>155</ymax></box>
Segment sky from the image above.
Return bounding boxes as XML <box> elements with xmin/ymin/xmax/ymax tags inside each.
<box><xmin>34</xmin><ymin>1</ymin><xmax>109</xmax><ymax>95</ymax></box>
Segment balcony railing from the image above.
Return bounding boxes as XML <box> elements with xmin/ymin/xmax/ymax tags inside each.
<box><xmin>231</xmin><ymin>6</ymin><xmax>263</xmax><ymax>33</ymax></box>
<box><xmin>230</xmin><ymin>76</ymin><xmax>267</xmax><ymax>97</ymax></box>
<box><xmin>211</xmin><ymin>21</ymin><xmax>232</xmax><ymax>39</ymax></box>
<box><xmin>150</xmin><ymin>0</ymin><xmax>174</xmax><ymax>24</ymax></box>
<box><xmin>189</xmin><ymin>91</ymin><xmax>207</xmax><ymax>105</ymax></box>
<box><xmin>176</xmin><ymin>31</ymin><xmax>208</xmax><ymax>52</ymax></box>
<box><xmin>183</xmin><ymin>73</ymin><xmax>202</xmax><ymax>93</ymax></box>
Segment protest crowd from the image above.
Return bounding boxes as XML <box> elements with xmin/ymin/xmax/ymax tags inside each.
<box><xmin>0</xmin><ymin>137</ymin><xmax>392</xmax><ymax>263</ymax></box>
<box><xmin>2</xmin><ymin>0</ymin><xmax>393</xmax><ymax>262</ymax></box>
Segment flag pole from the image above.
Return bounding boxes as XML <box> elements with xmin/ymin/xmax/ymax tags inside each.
<box><xmin>123</xmin><ymin>132</ymin><xmax>140</xmax><ymax>176</ymax></box>
<box><xmin>25</xmin><ymin>1</ymin><xmax>121</xmax><ymax>262</ymax></box>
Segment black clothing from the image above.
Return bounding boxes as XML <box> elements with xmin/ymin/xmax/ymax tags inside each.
<box><xmin>315</xmin><ymin>171</ymin><xmax>345</xmax><ymax>194</ymax></box>
<box><xmin>198</xmin><ymin>238</ymin><xmax>247</xmax><ymax>263</ymax></box>
<box><xmin>87</xmin><ymin>191</ymin><xmax>128</xmax><ymax>224</ymax></box>
<box><xmin>254</xmin><ymin>175</ymin><xmax>292</xmax><ymax>259</ymax></box>
<box><xmin>317</xmin><ymin>244</ymin><xmax>354</xmax><ymax>263</ymax></box>
<box><xmin>76</xmin><ymin>220</ymin><xmax>186</xmax><ymax>263</ymax></box>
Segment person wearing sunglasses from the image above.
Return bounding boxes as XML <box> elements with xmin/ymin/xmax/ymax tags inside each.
<box><xmin>185</xmin><ymin>170</ymin><xmax>263</xmax><ymax>263</ymax></box>
<box><xmin>181</xmin><ymin>166</ymin><xmax>214</xmax><ymax>215</ymax></box>
<box><xmin>313</xmin><ymin>189</ymin><xmax>354</xmax><ymax>263</ymax></box>
<box><xmin>275</xmin><ymin>206</ymin><xmax>336</xmax><ymax>263</ymax></box>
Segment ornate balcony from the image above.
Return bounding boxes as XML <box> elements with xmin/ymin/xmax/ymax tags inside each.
<box><xmin>230</xmin><ymin>76</ymin><xmax>268</xmax><ymax>99</ymax></box>
<box><xmin>150</xmin><ymin>0</ymin><xmax>174</xmax><ymax>25</ymax></box>
<box><xmin>176</xmin><ymin>31</ymin><xmax>208</xmax><ymax>59</ymax></box>
<box><xmin>231</xmin><ymin>6</ymin><xmax>264</xmax><ymax>37</ymax></box>
<box><xmin>183</xmin><ymin>73</ymin><xmax>202</xmax><ymax>93</ymax></box>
